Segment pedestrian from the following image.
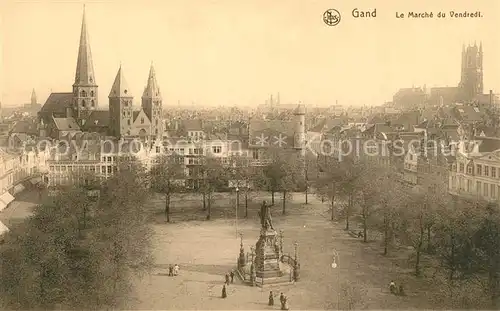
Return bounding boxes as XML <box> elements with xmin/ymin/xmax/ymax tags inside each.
<box><xmin>280</xmin><ymin>292</ymin><xmax>285</xmax><ymax>305</ymax></box>
<box><xmin>225</xmin><ymin>273</ymin><xmax>230</xmax><ymax>285</ymax></box>
<box><xmin>389</xmin><ymin>280</ymin><xmax>396</xmax><ymax>294</ymax></box>
<box><xmin>221</xmin><ymin>284</ymin><xmax>227</xmax><ymax>298</ymax></box>
<box><xmin>268</xmin><ymin>290</ymin><xmax>274</xmax><ymax>306</ymax></box>
<box><xmin>398</xmin><ymin>284</ymin><xmax>405</xmax><ymax>296</ymax></box>
<box><xmin>168</xmin><ymin>265</ymin><xmax>173</xmax><ymax>276</ymax></box>
<box><xmin>174</xmin><ymin>264</ymin><xmax>179</xmax><ymax>276</ymax></box>
<box><xmin>230</xmin><ymin>270</ymin><xmax>235</xmax><ymax>283</ymax></box>
<box><xmin>281</xmin><ymin>295</ymin><xmax>289</xmax><ymax>310</ymax></box>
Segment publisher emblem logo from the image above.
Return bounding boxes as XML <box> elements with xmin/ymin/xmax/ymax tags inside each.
<box><xmin>323</xmin><ymin>9</ymin><xmax>341</xmax><ymax>26</ymax></box>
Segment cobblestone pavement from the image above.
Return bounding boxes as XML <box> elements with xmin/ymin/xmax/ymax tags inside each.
<box><xmin>131</xmin><ymin>194</ymin><xmax>437</xmax><ymax>310</ymax></box>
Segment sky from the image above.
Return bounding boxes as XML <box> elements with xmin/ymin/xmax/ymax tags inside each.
<box><xmin>1</xmin><ymin>0</ymin><xmax>499</xmax><ymax>108</ymax></box>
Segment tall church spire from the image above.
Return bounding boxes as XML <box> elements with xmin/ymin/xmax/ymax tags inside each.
<box><xmin>142</xmin><ymin>64</ymin><xmax>161</xmax><ymax>98</ymax></box>
<box><xmin>31</xmin><ymin>88</ymin><xmax>37</xmax><ymax>105</ymax></box>
<box><xmin>74</xmin><ymin>5</ymin><xmax>96</xmax><ymax>86</ymax></box>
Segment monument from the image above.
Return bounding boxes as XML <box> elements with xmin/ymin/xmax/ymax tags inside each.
<box><xmin>254</xmin><ymin>201</ymin><xmax>283</xmax><ymax>278</ymax></box>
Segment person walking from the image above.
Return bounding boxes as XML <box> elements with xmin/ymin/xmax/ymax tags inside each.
<box><xmin>230</xmin><ymin>270</ymin><xmax>235</xmax><ymax>283</ymax></box>
<box><xmin>174</xmin><ymin>264</ymin><xmax>179</xmax><ymax>276</ymax></box>
<box><xmin>268</xmin><ymin>291</ymin><xmax>275</xmax><ymax>306</ymax></box>
<box><xmin>389</xmin><ymin>280</ymin><xmax>396</xmax><ymax>294</ymax></box>
<box><xmin>168</xmin><ymin>265</ymin><xmax>173</xmax><ymax>276</ymax></box>
<box><xmin>222</xmin><ymin>284</ymin><xmax>227</xmax><ymax>298</ymax></box>
<box><xmin>280</xmin><ymin>292</ymin><xmax>285</xmax><ymax>305</ymax></box>
<box><xmin>225</xmin><ymin>273</ymin><xmax>230</xmax><ymax>285</ymax></box>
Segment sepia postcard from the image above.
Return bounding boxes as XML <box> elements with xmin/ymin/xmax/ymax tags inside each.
<box><xmin>0</xmin><ymin>0</ymin><xmax>499</xmax><ymax>310</ymax></box>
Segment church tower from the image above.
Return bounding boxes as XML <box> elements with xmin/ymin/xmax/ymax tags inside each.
<box><xmin>109</xmin><ymin>66</ymin><xmax>133</xmax><ymax>138</ymax></box>
<box><xmin>141</xmin><ymin>64</ymin><xmax>163</xmax><ymax>137</ymax></box>
<box><xmin>31</xmin><ymin>89</ymin><xmax>37</xmax><ymax>105</ymax></box>
<box><xmin>459</xmin><ymin>42</ymin><xmax>483</xmax><ymax>100</ymax></box>
<box><xmin>72</xmin><ymin>6</ymin><xmax>98</xmax><ymax>124</ymax></box>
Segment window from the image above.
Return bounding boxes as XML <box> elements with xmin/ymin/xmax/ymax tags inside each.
<box><xmin>252</xmin><ymin>150</ymin><xmax>259</xmax><ymax>160</ymax></box>
<box><xmin>212</xmin><ymin>146</ymin><xmax>222</xmax><ymax>154</ymax></box>
<box><xmin>460</xmin><ymin>163</ymin><xmax>465</xmax><ymax>173</ymax></box>
<box><xmin>107</xmin><ymin>156</ymin><xmax>112</xmax><ymax>162</ymax></box>
<box><xmin>179</xmin><ymin>149</ymin><xmax>185</xmax><ymax>155</ymax></box>
<box><xmin>155</xmin><ymin>129</ymin><xmax>158</xmax><ymax>134</ymax></box>
<box><xmin>101</xmin><ymin>166</ymin><xmax>106</xmax><ymax>173</ymax></box>
<box><xmin>484</xmin><ymin>183</ymin><xmax>488</xmax><ymax>196</ymax></box>
<box><xmin>467</xmin><ymin>180</ymin><xmax>472</xmax><ymax>192</ymax></box>
<box><xmin>493</xmin><ymin>167</ymin><xmax>497</xmax><ymax>178</ymax></box>
<box><xmin>467</xmin><ymin>165</ymin><xmax>472</xmax><ymax>174</ymax></box>
<box><xmin>128</xmin><ymin>119</ymin><xmax>131</xmax><ymax>125</ymax></box>
<box><xmin>90</xmin><ymin>166</ymin><xmax>95</xmax><ymax>173</ymax></box>
<box><xmin>81</xmin><ymin>90</ymin><xmax>87</xmax><ymax>97</ymax></box>
<box><xmin>477</xmin><ymin>165</ymin><xmax>482</xmax><ymax>175</ymax></box>
<box><xmin>141</xmin><ymin>118</ymin><xmax>144</xmax><ymax>124</ymax></box>
<box><xmin>90</xmin><ymin>91</ymin><xmax>94</xmax><ymax>97</ymax></box>
<box><xmin>477</xmin><ymin>181</ymin><xmax>482</xmax><ymax>194</ymax></box>
<box><xmin>91</xmin><ymin>100</ymin><xmax>95</xmax><ymax>107</ymax></box>
<box><xmin>485</xmin><ymin>166</ymin><xmax>489</xmax><ymax>176</ymax></box>
<box><xmin>156</xmin><ymin>146</ymin><xmax>161</xmax><ymax>153</ymax></box>
<box><xmin>102</xmin><ymin>156</ymin><xmax>106</xmax><ymax>162</ymax></box>
<box><xmin>107</xmin><ymin>166</ymin><xmax>112</xmax><ymax>174</ymax></box>
<box><xmin>189</xmin><ymin>148</ymin><xmax>193</xmax><ymax>155</ymax></box>
<box><xmin>491</xmin><ymin>184</ymin><xmax>496</xmax><ymax>198</ymax></box>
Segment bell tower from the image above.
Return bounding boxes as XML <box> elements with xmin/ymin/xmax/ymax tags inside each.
<box><xmin>72</xmin><ymin>5</ymin><xmax>98</xmax><ymax>124</ymax></box>
<box><xmin>459</xmin><ymin>42</ymin><xmax>483</xmax><ymax>100</ymax></box>
<box><xmin>141</xmin><ymin>64</ymin><xmax>163</xmax><ymax>137</ymax></box>
<box><xmin>109</xmin><ymin>66</ymin><xmax>133</xmax><ymax>138</ymax></box>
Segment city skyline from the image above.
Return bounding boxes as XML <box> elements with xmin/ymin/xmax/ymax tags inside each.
<box><xmin>1</xmin><ymin>0</ymin><xmax>499</xmax><ymax>108</ymax></box>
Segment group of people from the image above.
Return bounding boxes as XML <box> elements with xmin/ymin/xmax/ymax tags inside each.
<box><xmin>268</xmin><ymin>291</ymin><xmax>289</xmax><ymax>310</ymax></box>
<box><xmin>221</xmin><ymin>270</ymin><xmax>235</xmax><ymax>298</ymax></box>
<box><xmin>389</xmin><ymin>280</ymin><xmax>405</xmax><ymax>296</ymax></box>
<box><xmin>168</xmin><ymin>264</ymin><xmax>180</xmax><ymax>277</ymax></box>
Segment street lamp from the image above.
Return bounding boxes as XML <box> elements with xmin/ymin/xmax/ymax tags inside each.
<box><xmin>293</xmin><ymin>241</ymin><xmax>300</xmax><ymax>281</ymax></box>
<box><xmin>279</xmin><ymin>229</ymin><xmax>284</xmax><ymax>254</ymax></box>
<box><xmin>332</xmin><ymin>249</ymin><xmax>340</xmax><ymax>309</ymax></box>
<box><xmin>238</xmin><ymin>232</ymin><xmax>246</xmax><ymax>269</ymax></box>
<box><xmin>235</xmin><ymin>187</ymin><xmax>239</xmax><ymax>237</ymax></box>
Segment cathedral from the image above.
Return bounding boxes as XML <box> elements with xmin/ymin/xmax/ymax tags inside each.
<box><xmin>38</xmin><ymin>8</ymin><xmax>163</xmax><ymax>139</ymax></box>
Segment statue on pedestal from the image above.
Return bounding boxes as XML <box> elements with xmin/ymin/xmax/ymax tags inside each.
<box><xmin>260</xmin><ymin>200</ymin><xmax>274</xmax><ymax>230</ymax></box>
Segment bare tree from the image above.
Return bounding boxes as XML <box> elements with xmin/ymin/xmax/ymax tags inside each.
<box><xmin>150</xmin><ymin>153</ymin><xmax>184</xmax><ymax>222</ymax></box>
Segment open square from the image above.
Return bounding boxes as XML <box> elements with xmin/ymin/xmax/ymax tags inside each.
<box><xmin>131</xmin><ymin>194</ymin><xmax>440</xmax><ymax>310</ymax></box>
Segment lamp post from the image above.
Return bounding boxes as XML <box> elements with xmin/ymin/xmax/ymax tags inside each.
<box><xmin>238</xmin><ymin>232</ymin><xmax>246</xmax><ymax>269</ymax></box>
<box><xmin>332</xmin><ymin>249</ymin><xmax>340</xmax><ymax>309</ymax></box>
<box><xmin>279</xmin><ymin>229</ymin><xmax>284</xmax><ymax>254</ymax></box>
<box><xmin>293</xmin><ymin>241</ymin><xmax>300</xmax><ymax>281</ymax></box>
<box><xmin>250</xmin><ymin>246</ymin><xmax>256</xmax><ymax>286</ymax></box>
<box><xmin>235</xmin><ymin>187</ymin><xmax>239</xmax><ymax>237</ymax></box>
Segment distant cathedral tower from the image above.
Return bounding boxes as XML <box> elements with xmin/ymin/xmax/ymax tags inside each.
<box><xmin>31</xmin><ymin>89</ymin><xmax>38</xmax><ymax>105</ymax></box>
<box><xmin>141</xmin><ymin>64</ymin><xmax>163</xmax><ymax>137</ymax></box>
<box><xmin>459</xmin><ymin>42</ymin><xmax>483</xmax><ymax>100</ymax></box>
<box><xmin>109</xmin><ymin>66</ymin><xmax>133</xmax><ymax>137</ymax></box>
<box><xmin>72</xmin><ymin>6</ymin><xmax>98</xmax><ymax>124</ymax></box>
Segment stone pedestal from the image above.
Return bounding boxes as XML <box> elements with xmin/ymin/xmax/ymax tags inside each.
<box><xmin>255</xmin><ymin>228</ymin><xmax>282</xmax><ymax>278</ymax></box>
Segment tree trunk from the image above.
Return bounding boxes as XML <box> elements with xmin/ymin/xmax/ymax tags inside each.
<box><xmin>331</xmin><ymin>183</ymin><xmax>335</xmax><ymax>221</ymax></box>
<box><xmin>245</xmin><ymin>191</ymin><xmax>248</xmax><ymax>218</ymax></box>
<box><xmin>202</xmin><ymin>193</ymin><xmax>206</xmax><ymax>210</ymax></box>
<box><xmin>383</xmin><ymin>209</ymin><xmax>388</xmax><ymax>255</ymax></box>
<box><xmin>415</xmin><ymin>215</ymin><xmax>424</xmax><ymax>276</ymax></box>
<box><xmin>362</xmin><ymin>206</ymin><xmax>368</xmax><ymax>243</ymax></box>
<box><xmin>305</xmin><ymin>182</ymin><xmax>308</xmax><ymax>204</ymax></box>
<box><xmin>271</xmin><ymin>191</ymin><xmax>275</xmax><ymax>205</ymax></box>
<box><xmin>426</xmin><ymin>225</ymin><xmax>432</xmax><ymax>253</ymax></box>
<box><xmin>345</xmin><ymin>193</ymin><xmax>352</xmax><ymax>230</ymax></box>
<box><xmin>282</xmin><ymin>191</ymin><xmax>286</xmax><ymax>215</ymax></box>
<box><xmin>206</xmin><ymin>193</ymin><xmax>212</xmax><ymax>220</ymax></box>
<box><xmin>165</xmin><ymin>193</ymin><xmax>171</xmax><ymax>223</ymax></box>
